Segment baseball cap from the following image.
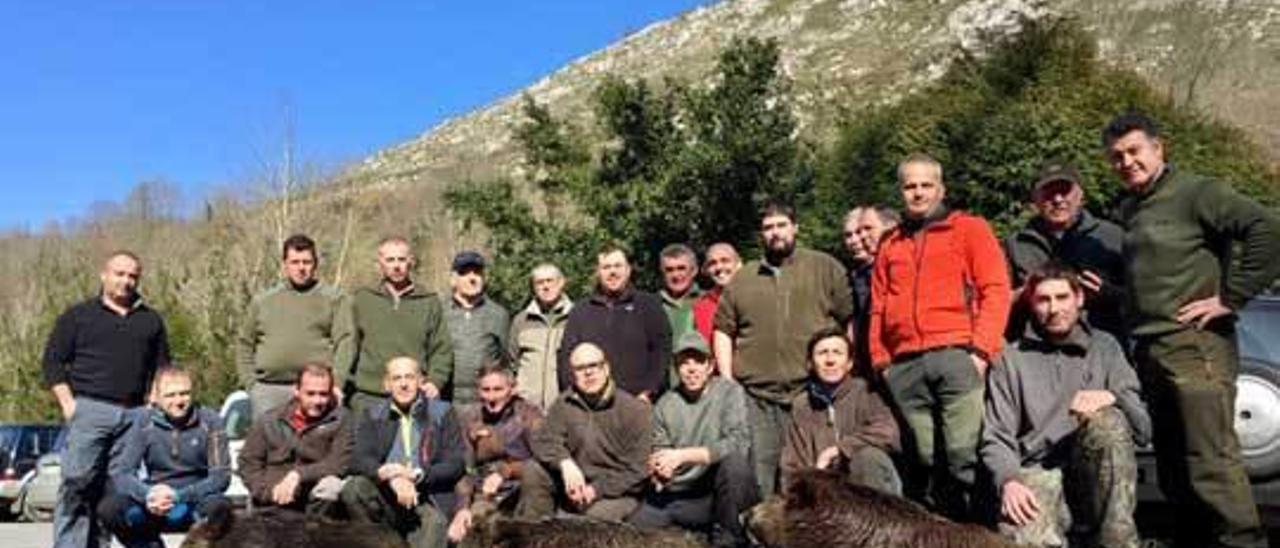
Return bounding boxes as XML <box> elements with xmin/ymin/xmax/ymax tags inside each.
<box><xmin>451</xmin><ymin>251</ymin><xmax>486</xmax><ymax>272</ymax></box>
<box><xmin>672</xmin><ymin>331</ymin><xmax>711</xmax><ymax>358</ymax></box>
<box><xmin>1034</xmin><ymin>161</ymin><xmax>1082</xmax><ymax>190</ymax></box>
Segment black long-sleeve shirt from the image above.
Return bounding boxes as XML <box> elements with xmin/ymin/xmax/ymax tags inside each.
<box><xmin>42</xmin><ymin>297</ymin><xmax>170</xmax><ymax>407</ymax></box>
<box><xmin>556</xmin><ymin>286</ymin><xmax>671</xmax><ymax>398</ymax></box>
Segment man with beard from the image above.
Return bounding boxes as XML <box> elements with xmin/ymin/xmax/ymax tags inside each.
<box><xmin>44</xmin><ymin>250</ymin><xmax>170</xmax><ymax>548</ymax></box>
<box><xmin>714</xmin><ymin>199</ymin><xmax>853</xmax><ymax>497</ymax></box>
<box><xmin>342</xmin><ymin>356</ymin><xmax>465</xmax><ymax>548</ymax></box>
<box><xmin>509</xmin><ymin>263</ymin><xmax>574</xmax><ymax>411</ymax></box>
<box><xmin>658</xmin><ymin>244</ymin><xmax>702</xmax><ymax>346</ymax></box>
<box><xmin>446</xmin><ymin>361</ymin><xmax>544</xmax><ymax>544</ymax></box>
<box><xmin>238</xmin><ymin>234</ymin><xmax>347</xmax><ymax>419</ymax></box>
<box><xmin>99</xmin><ymin>367</ymin><xmax>232</xmax><ymax>548</ymax></box>
<box><xmin>982</xmin><ymin>263</ymin><xmax>1149</xmax><ymax>547</ymax></box>
<box><xmin>558</xmin><ymin>245</ymin><xmax>671</xmax><ymax>402</ymax></box>
<box><xmin>441</xmin><ymin>251</ymin><xmax>510</xmax><ymax>404</ymax></box>
<box><xmin>843</xmin><ymin>206</ymin><xmax>899</xmax><ymax>375</ymax></box>
<box><xmin>1104</xmin><ymin>112</ymin><xmax>1280</xmax><ymax>547</ymax></box>
<box><xmin>524</xmin><ymin>343</ymin><xmax>652</xmax><ymax>520</ymax></box>
<box><xmin>239</xmin><ymin>363</ymin><xmax>352</xmax><ymax>516</ymax></box>
<box><xmin>695</xmin><ymin>243</ymin><xmax>741</xmax><ymax>350</ymax></box>
<box><xmin>869</xmin><ymin>153</ymin><xmax>1010</xmax><ymax>519</ymax></box>
<box><xmin>1004</xmin><ymin>163</ymin><xmax>1126</xmax><ymax>343</ymax></box>
<box><xmin>336</xmin><ymin>236</ymin><xmax>454</xmax><ymax>417</ymax></box>
<box><xmin>629</xmin><ymin>332</ymin><xmax>757</xmax><ymax>547</ymax></box>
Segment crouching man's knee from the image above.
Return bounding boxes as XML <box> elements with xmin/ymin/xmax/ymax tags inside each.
<box><xmin>845</xmin><ymin>446</ymin><xmax>903</xmax><ymax>496</ymax></box>
<box><xmin>1076</xmin><ymin>407</ymin><xmax>1134</xmax><ymax>455</ymax></box>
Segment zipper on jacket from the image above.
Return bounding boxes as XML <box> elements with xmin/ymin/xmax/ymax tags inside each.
<box><xmin>911</xmin><ymin>228</ymin><xmax>929</xmax><ymax>347</ymax></box>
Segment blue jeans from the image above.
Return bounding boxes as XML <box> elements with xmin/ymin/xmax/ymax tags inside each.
<box><xmin>98</xmin><ymin>491</ymin><xmax>231</xmax><ymax>548</ymax></box>
<box><xmin>53</xmin><ymin>398</ymin><xmax>144</xmax><ymax>548</ymax></box>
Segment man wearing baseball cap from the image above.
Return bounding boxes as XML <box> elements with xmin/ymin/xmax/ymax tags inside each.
<box><xmin>1004</xmin><ymin>161</ymin><xmax>1127</xmax><ymax>343</ymax></box>
<box><xmin>629</xmin><ymin>332</ymin><xmax>756</xmax><ymax>547</ymax></box>
<box><xmin>442</xmin><ymin>250</ymin><xmax>510</xmax><ymax>404</ymax></box>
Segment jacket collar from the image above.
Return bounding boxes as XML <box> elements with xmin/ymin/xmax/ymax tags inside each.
<box><xmin>899</xmin><ymin>205</ymin><xmax>952</xmax><ymax>235</ymax></box>
<box><xmin>660</xmin><ymin>286</ymin><xmax>702</xmax><ymax>307</ymax></box>
<box><xmin>149</xmin><ymin>405</ymin><xmax>201</xmax><ymax>430</ymax></box>
<box><xmin>1029</xmin><ymin>209</ymin><xmax>1099</xmax><ymax>241</ymax></box>
<box><xmin>568</xmin><ymin>378</ymin><xmax>617</xmax><ymax>411</ymax></box>
<box><xmin>1020</xmin><ymin>320</ymin><xmax>1091</xmax><ymax>355</ymax></box>
<box><xmin>806</xmin><ymin>375</ymin><xmax>854</xmax><ymax>408</ymax></box>
<box><xmin>524</xmin><ymin>295</ymin><xmax>573</xmax><ymax>319</ymax></box>
<box><xmin>589</xmin><ymin>285</ymin><xmax>636</xmax><ymax>306</ymax></box>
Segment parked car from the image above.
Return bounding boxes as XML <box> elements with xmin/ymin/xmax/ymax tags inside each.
<box><xmin>13</xmin><ymin>390</ymin><xmax>256</xmax><ymax>521</ymax></box>
<box><xmin>1137</xmin><ymin>294</ymin><xmax>1280</xmax><ymax>506</ymax></box>
<box><xmin>0</xmin><ymin>424</ymin><xmax>61</xmax><ymax>519</ymax></box>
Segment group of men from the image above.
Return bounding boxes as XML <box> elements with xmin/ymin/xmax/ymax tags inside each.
<box><xmin>41</xmin><ymin>111</ymin><xmax>1280</xmax><ymax>548</ymax></box>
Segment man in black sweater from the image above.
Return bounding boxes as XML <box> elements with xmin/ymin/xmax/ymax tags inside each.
<box><xmin>43</xmin><ymin>250</ymin><xmax>171</xmax><ymax>548</ymax></box>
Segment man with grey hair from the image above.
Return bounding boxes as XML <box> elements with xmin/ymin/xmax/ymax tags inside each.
<box><xmin>659</xmin><ymin>244</ymin><xmax>701</xmax><ymax>343</ymax></box>
<box><xmin>870</xmin><ymin>153</ymin><xmax>1010</xmax><ymax>519</ymax></box>
<box><xmin>509</xmin><ymin>263</ymin><xmax>574</xmax><ymax>410</ymax></box>
<box><xmin>843</xmin><ymin>205</ymin><xmax>899</xmax><ymax>375</ymax></box>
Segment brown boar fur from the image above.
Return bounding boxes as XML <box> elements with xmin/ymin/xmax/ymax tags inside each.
<box><xmin>461</xmin><ymin>510</ymin><xmax>706</xmax><ymax>548</ymax></box>
<box><xmin>179</xmin><ymin>505</ymin><xmax>407</xmax><ymax>548</ymax></box>
<box><xmin>746</xmin><ymin>470</ymin><xmax>1016</xmax><ymax>548</ymax></box>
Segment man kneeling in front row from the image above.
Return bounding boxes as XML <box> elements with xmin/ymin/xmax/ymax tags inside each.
<box><xmin>521</xmin><ymin>342</ymin><xmax>652</xmax><ymax>521</ymax></box>
<box><xmin>341</xmin><ymin>356</ymin><xmax>466</xmax><ymax>548</ymax></box>
<box><xmin>629</xmin><ymin>332</ymin><xmax>758</xmax><ymax>547</ymax></box>
<box><xmin>99</xmin><ymin>367</ymin><xmax>231</xmax><ymax>548</ymax></box>
<box><xmin>981</xmin><ymin>263</ymin><xmax>1151</xmax><ymax>547</ymax></box>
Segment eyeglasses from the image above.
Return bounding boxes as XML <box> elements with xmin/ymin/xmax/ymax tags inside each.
<box><xmin>570</xmin><ymin>360</ymin><xmax>606</xmax><ymax>372</ymax></box>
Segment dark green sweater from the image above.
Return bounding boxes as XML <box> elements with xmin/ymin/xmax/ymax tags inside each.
<box><xmin>1118</xmin><ymin>166</ymin><xmax>1280</xmax><ymax>336</ymax></box>
<box><xmin>335</xmin><ymin>284</ymin><xmax>454</xmax><ymax>395</ymax></box>
<box><xmin>236</xmin><ymin>283</ymin><xmax>345</xmax><ymax>386</ymax></box>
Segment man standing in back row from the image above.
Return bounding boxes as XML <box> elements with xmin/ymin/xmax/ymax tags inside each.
<box><xmin>238</xmin><ymin>234</ymin><xmax>346</xmax><ymax>419</ymax></box>
<box><xmin>1104</xmin><ymin>112</ymin><xmax>1280</xmax><ymax>548</ymax></box>
<box><xmin>442</xmin><ymin>251</ymin><xmax>510</xmax><ymax>404</ymax></box>
<box><xmin>869</xmin><ymin>153</ymin><xmax>1010</xmax><ymax>519</ymax></box>
<box><xmin>44</xmin><ymin>250</ymin><xmax>171</xmax><ymax>548</ymax></box>
<box><xmin>714</xmin><ymin>199</ymin><xmax>853</xmax><ymax>497</ymax></box>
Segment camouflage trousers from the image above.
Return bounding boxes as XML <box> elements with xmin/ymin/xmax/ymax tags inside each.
<box><xmin>998</xmin><ymin>407</ymin><xmax>1139</xmax><ymax>548</ymax></box>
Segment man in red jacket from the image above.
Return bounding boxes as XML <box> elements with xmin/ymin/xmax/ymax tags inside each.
<box><xmin>869</xmin><ymin>153</ymin><xmax>1011</xmax><ymax>520</ymax></box>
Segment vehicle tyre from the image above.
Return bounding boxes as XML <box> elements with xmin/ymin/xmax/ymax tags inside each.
<box><xmin>1236</xmin><ymin>359</ymin><xmax>1280</xmax><ymax>480</ymax></box>
<box><xmin>18</xmin><ymin>492</ymin><xmax>52</xmax><ymax>523</ymax></box>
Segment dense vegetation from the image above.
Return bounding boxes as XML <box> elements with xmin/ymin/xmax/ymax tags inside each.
<box><xmin>1</xmin><ymin>18</ymin><xmax>1274</xmax><ymax>422</ymax></box>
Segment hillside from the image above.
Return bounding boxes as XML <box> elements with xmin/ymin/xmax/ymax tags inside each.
<box><xmin>353</xmin><ymin>0</ymin><xmax>1279</xmax><ymax>197</ymax></box>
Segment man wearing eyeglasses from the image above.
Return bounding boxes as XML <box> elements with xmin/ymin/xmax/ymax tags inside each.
<box><xmin>520</xmin><ymin>343</ymin><xmax>651</xmax><ymax>521</ymax></box>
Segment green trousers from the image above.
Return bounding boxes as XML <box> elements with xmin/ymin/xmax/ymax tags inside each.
<box><xmin>884</xmin><ymin>347</ymin><xmax>984</xmax><ymax>520</ymax></box>
<box><xmin>1135</xmin><ymin>326</ymin><xmax>1266</xmax><ymax>548</ymax></box>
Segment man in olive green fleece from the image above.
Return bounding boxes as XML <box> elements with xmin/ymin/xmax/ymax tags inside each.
<box><xmin>1104</xmin><ymin>112</ymin><xmax>1280</xmax><ymax>548</ymax></box>
<box><xmin>335</xmin><ymin>237</ymin><xmax>454</xmax><ymax>418</ymax></box>
<box><xmin>237</xmin><ymin>234</ymin><xmax>347</xmax><ymax>419</ymax></box>
<box><xmin>713</xmin><ymin>199</ymin><xmax>853</xmax><ymax>498</ymax></box>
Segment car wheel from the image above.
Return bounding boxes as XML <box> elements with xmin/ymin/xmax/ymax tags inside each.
<box><xmin>1236</xmin><ymin>358</ymin><xmax>1280</xmax><ymax>480</ymax></box>
<box><xmin>19</xmin><ymin>493</ymin><xmax>52</xmax><ymax>523</ymax></box>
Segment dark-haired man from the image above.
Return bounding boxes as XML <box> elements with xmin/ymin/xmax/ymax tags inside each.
<box><xmin>715</xmin><ymin>200</ymin><xmax>853</xmax><ymax>497</ymax></box>
<box><xmin>558</xmin><ymin>246</ymin><xmax>670</xmax><ymax>402</ymax></box>
<box><xmin>238</xmin><ymin>234</ymin><xmax>346</xmax><ymax>418</ymax></box>
<box><xmin>44</xmin><ymin>250</ymin><xmax>171</xmax><ymax>548</ymax></box>
<box><xmin>1103</xmin><ymin>112</ymin><xmax>1280</xmax><ymax>547</ymax></box>
<box><xmin>982</xmin><ymin>264</ymin><xmax>1149</xmax><ymax>547</ymax></box>
<box><xmin>239</xmin><ymin>363</ymin><xmax>352</xmax><ymax>516</ymax></box>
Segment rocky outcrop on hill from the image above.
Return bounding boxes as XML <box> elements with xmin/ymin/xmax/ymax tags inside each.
<box><xmin>347</xmin><ymin>0</ymin><xmax>1278</xmax><ymax>226</ymax></box>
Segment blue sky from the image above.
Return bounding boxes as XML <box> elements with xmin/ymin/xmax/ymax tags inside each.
<box><xmin>0</xmin><ymin>1</ymin><xmax>709</xmax><ymax>231</ymax></box>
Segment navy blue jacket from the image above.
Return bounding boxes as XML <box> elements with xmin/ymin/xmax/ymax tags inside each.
<box><xmin>352</xmin><ymin>396</ymin><xmax>465</xmax><ymax>508</ymax></box>
<box><xmin>114</xmin><ymin>406</ymin><xmax>230</xmax><ymax>505</ymax></box>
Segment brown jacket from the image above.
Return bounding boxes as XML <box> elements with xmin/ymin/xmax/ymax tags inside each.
<box><xmin>453</xmin><ymin>397</ymin><xmax>545</xmax><ymax>509</ymax></box>
<box><xmin>531</xmin><ymin>382</ymin><xmax>651</xmax><ymax>499</ymax></box>
<box><xmin>237</xmin><ymin>401</ymin><xmax>353</xmax><ymax>507</ymax></box>
<box><xmin>780</xmin><ymin>376</ymin><xmax>899</xmax><ymax>485</ymax></box>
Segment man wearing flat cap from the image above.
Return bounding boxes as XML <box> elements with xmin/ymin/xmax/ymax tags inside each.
<box><xmin>1004</xmin><ymin>161</ymin><xmax>1127</xmax><ymax>343</ymax></box>
<box><xmin>441</xmin><ymin>250</ymin><xmax>510</xmax><ymax>404</ymax></box>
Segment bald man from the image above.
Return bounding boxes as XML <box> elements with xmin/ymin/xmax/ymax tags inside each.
<box><xmin>43</xmin><ymin>250</ymin><xmax>171</xmax><ymax>548</ymax></box>
<box><xmin>521</xmin><ymin>343</ymin><xmax>652</xmax><ymax>521</ymax></box>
